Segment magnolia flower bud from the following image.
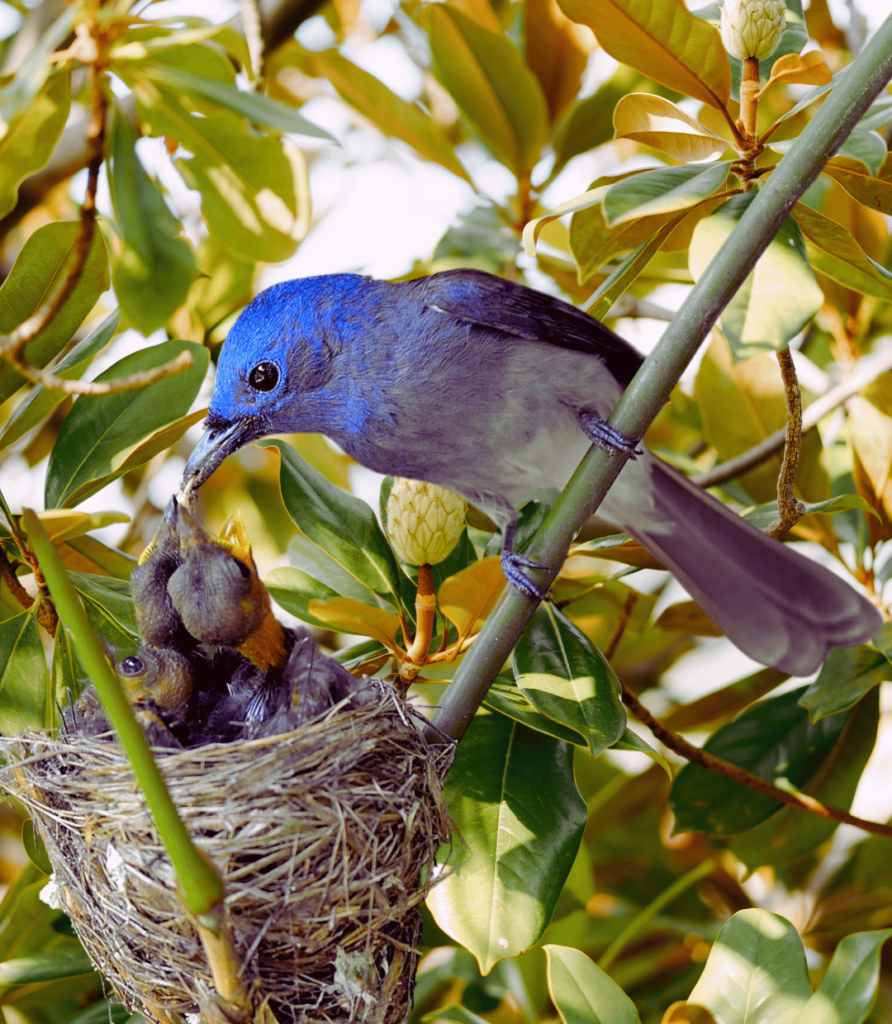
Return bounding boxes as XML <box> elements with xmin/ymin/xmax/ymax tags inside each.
<box><xmin>386</xmin><ymin>478</ymin><xmax>467</xmax><ymax>566</ymax></box>
<box><xmin>720</xmin><ymin>0</ymin><xmax>785</xmax><ymax>60</ymax></box>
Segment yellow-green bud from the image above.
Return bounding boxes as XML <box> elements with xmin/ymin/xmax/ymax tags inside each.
<box><xmin>720</xmin><ymin>0</ymin><xmax>785</xmax><ymax>60</ymax></box>
<box><xmin>386</xmin><ymin>478</ymin><xmax>467</xmax><ymax>566</ymax></box>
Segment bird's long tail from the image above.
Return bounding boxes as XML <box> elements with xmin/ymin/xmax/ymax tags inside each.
<box><xmin>624</xmin><ymin>458</ymin><xmax>881</xmax><ymax>676</ymax></box>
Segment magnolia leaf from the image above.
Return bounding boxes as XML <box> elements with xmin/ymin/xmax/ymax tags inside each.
<box><xmin>544</xmin><ymin>945</ymin><xmax>641</xmax><ymax>1024</ymax></box>
<box><xmin>791</xmin><ymin>201</ymin><xmax>892</xmax><ymax>299</ymax></box>
<box><xmin>690</xmin><ymin>194</ymin><xmax>823</xmax><ymax>358</ymax></box>
<box><xmin>760</xmin><ymin>50</ymin><xmax>832</xmax><ymax>91</ymax></box>
<box><xmin>613</xmin><ymin>93</ymin><xmax>729</xmax><ymax>162</ymax></box>
<box><xmin>799</xmin><ymin>645</ymin><xmax>889</xmax><ymax>721</ymax></box>
<box><xmin>524</xmin><ymin>184</ymin><xmax>610</xmax><ymax>255</ymax></box>
<box><xmin>438</xmin><ymin>558</ymin><xmax>506</xmax><ymax>636</ymax></box>
<box><xmin>36</xmin><ymin>510</ymin><xmax>129</xmax><ymax>545</ymax></box>
<box><xmin>792</xmin><ymin>928</ymin><xmax>892</xmax><ymax>1024</ymax></box>
<box><xmin>604</xmin><ymin>162</ymin><xmax>730</xmax><ymax>226</ymax></box>
<box><xmin>306</xmin><ymin>597</ymin><xmax>402</xmax><ymax>649</ymax></box>
<box><xmin>525</xmin><ymin>0</ymin><xmax>594</xmax><ymax>123</ymax></box>
<box><xmin>482</xmin><ymin>677</ymin><xmax>587</xmax><ymax>746</ymax></box>
<box><xmin>557</xmin><ymin>0</ymin><xmax>730</xmax><ymax>112</ymax></box>
<box><xmin>822</xmin><ymin>153</ymin><xmax>892</xmax><ymax>215</ymax></box>
<box><xmin>835</xmin><ymin>128</ymin><xmax>888</xmax><ymax>178</ymax></box>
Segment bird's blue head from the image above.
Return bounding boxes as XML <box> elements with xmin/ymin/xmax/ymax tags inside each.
<box><xmin>181</xmin><ymin>274</ymin><xmax>371</xmax><ymax>499</ymax></box>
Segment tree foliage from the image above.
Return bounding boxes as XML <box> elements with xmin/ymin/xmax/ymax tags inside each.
<box><xmin>0</xmin><ymin>0</ymin><xmax>891</xmax><ymax>1021</ymax></box>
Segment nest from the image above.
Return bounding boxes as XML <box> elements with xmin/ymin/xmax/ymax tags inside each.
<box><xmin>0</xmin><ymin>685</ymin><xmax>453</xmax><ymax>1024</ymax></box>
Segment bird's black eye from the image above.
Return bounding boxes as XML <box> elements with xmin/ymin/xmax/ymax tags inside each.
<box><xmin>120</xmin><ymin>656</ymin><xmax>144</xmax><ymax>675</ymax></box>
<box><xmin>232</xmin><ymin>557</ymin><xmax>251</xmax><ymax>579</ymax></box>
<box><xmin>248</xmin><ymin>361</ymin><xmax>280</xmax><ymax>392</ymax></box>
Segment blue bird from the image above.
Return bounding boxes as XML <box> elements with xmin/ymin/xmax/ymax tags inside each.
<box><xmin>180</xmin><ymin>269</ymin><xmax>881</xmax><ymax>676</ymax></box>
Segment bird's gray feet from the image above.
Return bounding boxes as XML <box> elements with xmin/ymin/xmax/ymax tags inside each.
<box><xmin>580</xmin><ymin>412</ymin><xmax>642</xmax><ymax>458</ymax></box>
<box><xmin>500</xmin><ymin>550</ymin><xmax>549</xmax><ymax>601</ymax></box>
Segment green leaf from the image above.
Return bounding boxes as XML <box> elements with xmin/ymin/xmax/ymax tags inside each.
<box><xmin>690</xmin><ymin>193</ymin><xmax>823</xmax><ymax>359</ymax></box>
<box><xmin>428</xmin><ymin>3</ymin><xmax>549</xmax><ymax>177</ymax></box>
<box><xmin>731</xmin><ymin>688</ymin><xmax>879</xmax><ymax>870</ymax></box>
<box><xmin>513</xmin><ymin>604</ymin><xmax>625</xmax><ymax>758</ymax></box>
<box><xmin>44</xmin><ymin>340</ymin><xmax>208</xmax><ymax>508</ymax></box>
<box><xmin>0</xmin><ymin>311</ymin><xmax>120</xmax><ymax>452</ymax></box>
<box><xmin>822</xmin><ymin>154</ymin><xmax>892</xmax><ymax>215</ymax></box>
<box><xmin>687</xmin><ymin>909</ymin><xmax>811</xmax><ymax>1023</ymax></box>
<box><xmin>52</xmin><ymin>624</ymin><xmax>82</xmax><ymax>712</ymax></box>
<box><xmin>557</xmin><ymin>0</ymin><xmax>730</xmax><ymax>112</ymax></box>
<box><xmin>791</xmin><ymin>201</ymin><xmax>892</xmax><ymax>300</ymax></box>
<box><xmin>266</xmin><ymin>440</ymin><xmax>403</xmax><ymax>605</ymax></box>
<box><xmin>69</xmin><ymin>572</ymin><xmax>139</xmax><ymax>649</ymax></box>
<box><xmin>423</xmin><ymin>1006</ymin><xmax>490</xmax><ymax>1024</ymax></box>
<box><xmin>669</xmin><ymin>686</ymin><xmax>853</xmax><ymax>836</ymax></box>
<box><xmin>21</xmin><ymin>821</ymin><xmax>52</xmax><ymax>876</ymax></box>
<box><xmin>265</xmin><ymin>565</ymin><xmax>370</xmax><ymax>633</ymax></box>
<box><xmin>793</xmin><ymin>928</ymin><xmax>892</xmax><ymax>1024</ymax></box>
<box><xmin>798</xmin><ymin>645</ymin><xmax>889</xmax><ymax>721</ymax></box>
<box><xmin>740</xmin><ymin>493</ymin><xmax>878</xmax><ymax>531</ymax></box>
<box><xmin>133</xmin><ymin>81</ymin><xmax>309</xmax><ymax>263</ymax></box>
<box><xmin>143</xmin><ymin>64</ymin><xmax>331</xmax><ymax>139</ymax></box>
<box><xmin>0</xmin><ymin>609</ymin><xmax>48</xmax><ymax>733</ymax></box>
<box><xmin>297</xmin><ymin>48</ymin><xmax>470</xmax><ymax>182</ymax></box>
<box><xmin>426</xmin><ymin>708</ymin><xmax>586</xmax><ymax>973</ymax></box>
<box><xmin>108</xmin><ymin>110</ymin><xmax>196</xmax><ymax>334</ymax></box>
<box><xmin>611</xmin><ymin>728</ymin><xmax>672</xmax><ymax>777</ymax></box>
<box><xmin>835</xmin><ymin>128</ymin><xmax>888</xmax><ymax>178</ymax></box>
<box><xmin>604</xmin><ymin>162</ymin><xmax>730</xmax><ymax>226</ymax></box>
<box><xmin>0</xmin><ymin>68</ymin><xmax>71</xmax><ymax>220</ymax></box>
<box><xmin>0</xmin><ymin>221</ymin><xmax>110</xmax><ymax>405</ymax></box>
<box><xmin>0</xmin><ymin>4</ymin><xmax>76</xmax><ymax>125</ymax></box>
<box><xmin>0</xmin><ymin>949</ymin><xmax>96</xmax><ymax>984</ymax></box>
<box><xmin>543</xmin><ymin>945</ymin><xmax>641</xmax><ymax>1024</ymax></box>
<box><xmin>482</xmin><ymin>676</ymin><xmax>587</xmax><ymax>746</ymax></box>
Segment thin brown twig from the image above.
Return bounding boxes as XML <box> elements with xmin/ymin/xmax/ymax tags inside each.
<box><xmin>620</xmin><ymin>682</ymin><xmax>892</xmax><ymax>839</ymax></box>
<box><xmin>764</xmin><ymin>345</ymin><xmax>806</xmax><ymax>538</ymax></box>
<box><xmin>603</xmin><ymin>591</ymin><xmax>637</xmax><ymax>662</ymax></box>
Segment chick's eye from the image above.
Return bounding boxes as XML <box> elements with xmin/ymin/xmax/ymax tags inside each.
<box><xmin>232</xmin><ymin>557</ymin><xmax>251</xmax><ymax>579</ymax></box>
<box><xmin>248</xmin><ymin>361</ymin><xmax>280</xmax><ymax>392</ymax></box>
<box><xmin>120</xmin><ymin>656</ymin><xmax>144</xmax><ymax>675</ymax></box>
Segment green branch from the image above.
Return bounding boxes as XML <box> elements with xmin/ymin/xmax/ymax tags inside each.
<box><xmin>429</xmin><ymin>14</ymin><xmax>892</xmax><ymax>742</ymax></box>
<box><xmin>22</xmin><ymin>509</ymin><xmax>224</xmax><ymax>918</ymax></box>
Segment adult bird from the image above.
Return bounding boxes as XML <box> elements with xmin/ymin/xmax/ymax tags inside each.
<box><xmin>180</xmin><ymin>269</ymin><xmax>881</xmax><ymax>676</ymax></box>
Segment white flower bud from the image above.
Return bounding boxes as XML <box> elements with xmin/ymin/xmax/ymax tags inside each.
<box><xmin>386</xmin><ymin>478</ymin><xmax>467</xmax><ymax>566</ymax></box>
<box><xmin>720</xmin><ymin>0</ymin><xmax>786</xmax><ymax>60</ymax></box>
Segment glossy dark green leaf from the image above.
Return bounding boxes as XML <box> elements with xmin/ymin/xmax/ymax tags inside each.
<box><xmin>0</xmin><ymin>609</ymin><xmax>48</xmax><ymax>733</ymax></box>
<box><xmin>670</xmin><ymin>686</ymin><xmax>853</xmax><ymax>836</ymax></box>
<box><xmin>0</xmin><ymin>221</ymin><xmax>110</xmax><ymax>405</ymax></box>
<box><xmin>544</xmin><ymin>945</ymin><xmax>641</xmax><ymax>1024</ymax></box>
<box><xmin>687</xmin><ymin>909</ymin><xmax>811</xmax><ymax>1022</ymax></box>
<box><xmin>513</xmin><ymin>604</ymin><xmax>625</xmax><ymax>758</ymax></box>
<box><xmin>428</xmin><ymin>3</ymin><xmax>549</xmax><ymax>177</ymax></box>
<box><xmin>793</xmin><ymin>928</ymin><xmax>892</xmax><ymax>1024</ymax></box>
<box><xmin>267</xmin><ymin>440</ymin><xmax>402</xmax><ymax>604</ymax></box>
<box><xmin>0</xmin><ymin>948</ymin><xmax>95</xmax><ymax>984</ymax></box>
<box><xmin>690</xmin><ymin>195</ymin><xmax>823</xmax><ymax>359</ymax></box>
<box><xmin>799</xmin><ymin>645</ymin><xmax>890</xmax><ymax>721</ymax></box>
<box><xmin>0</xmin><ymin>311</ymin><xmax>120</xmax><ymax>452</ymax></box>
<box><xmin>835</xmin><ymin>129</ymin><xmax>888</xmax><ymax>178</ymax></box>
<box><xmin>482</xmin><ymin>677</ymin><xmax>587</xmax><ymax>746</ymax></box>
<box><xmin>732</xmin><ymin>689</ymin><xmax>879</xmax><ymax>870</ymax></box>
<box><xmin>69</xmin><ymin>572</ymin><xmax>139</xmax><ymax>649</ymax></box>
<box><xmin>21</xmin><ymin>821</ymin><xmax>52</xmax><ymax>876</ymax></box>
<box><xmin>265</xmin><ymin>565</ymin><xmax>366</xmax><ymax>633</ymax></box>
<box><xmin>144</xmin><ymin>64</ymin><xmax>331</xmax><ymax>139</ymax></box>
<box><xmin>44</xmin><ymin>340</ymin><xmax>208</xmax><ymax>509</ymax></box>
<box><xmin>611</xmin><ymin>728</ymin><xmax>671</xmax><ymax>776</ymax></box>
<box><xmin>0</xmin><ymin>68</ymin><xmax>71</xmax><ymax>220</ymax></box>
<box><xmin>604</xmin><ymin>162</ymin><xmax>729</xmax><ymax>226</ymax></box>
<box><xmin>427</xmin><ymin>708</ymin><xmax>586</xmax><ymax>973</ymax></box>
<box><xmin>108</xmin><ymin>111</ymin><xmax>196</xmax><ymax>333</ymax></box>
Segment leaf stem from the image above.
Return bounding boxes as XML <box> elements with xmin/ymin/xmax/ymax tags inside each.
<box><xmin>428</xmin><ymin>14</ymin><xmax>892</xmax><ymax>744</ymax></box>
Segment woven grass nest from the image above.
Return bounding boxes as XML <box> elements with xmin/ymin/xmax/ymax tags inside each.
<box><xmin>0</xmin><ymin>685</ymin><xmax>453</xmax><ymax>1024</ymax></box>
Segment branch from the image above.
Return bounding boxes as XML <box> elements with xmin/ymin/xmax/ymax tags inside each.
<box><xmin>693</xmin><ymin>343</ymin><xmax>892</xmax><ymax>489</ymax></box>
<box><xmin>620</xmin><ymin>682</ymin><xmax>892</xmax><ymax>840</ymax></box>
<box><xmin>764</xmin><ymin>346</ymin><xmax>805</xmax><ymax>538</ymax></box>
<box><xmin>428</xmin><ymin>15</ymin><xmax>892</xmax><ymax>742</ymax></box>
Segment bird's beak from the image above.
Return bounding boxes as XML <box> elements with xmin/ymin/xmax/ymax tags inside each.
<box><xmin>179</xmin><ymin>418</ymin><xmax>256</xmax><ymax>507</ymax></box>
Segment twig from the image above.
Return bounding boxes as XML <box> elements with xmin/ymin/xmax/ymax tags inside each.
<box><xmin>764</xmin><ymin>346</ymin><xmax>805</xmax><ymax>537</ymax></box>
<box><xmin>693</xmin><ymin>344</ymin><xmax>892</xmax><ymax>489</ymax></box>
<box><xmin>602</xmin><ymin>591</ymin><xmax>637</xmax><ymax>662</ymax></box>
<box><xmin>620</xmin><ymin>683</ymin><xmax>892</xmax><ymax>839</ymax></box>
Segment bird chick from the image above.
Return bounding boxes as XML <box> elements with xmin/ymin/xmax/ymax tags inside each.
<box><xmin>166</xmin><ymin>504</ymin><xmax>288</xmax><ymax>672</ymax></box>
<box><xmin>130</xmin><ymin>497</ymin><xmax>196</xmax><ymax>655</ymax></box>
